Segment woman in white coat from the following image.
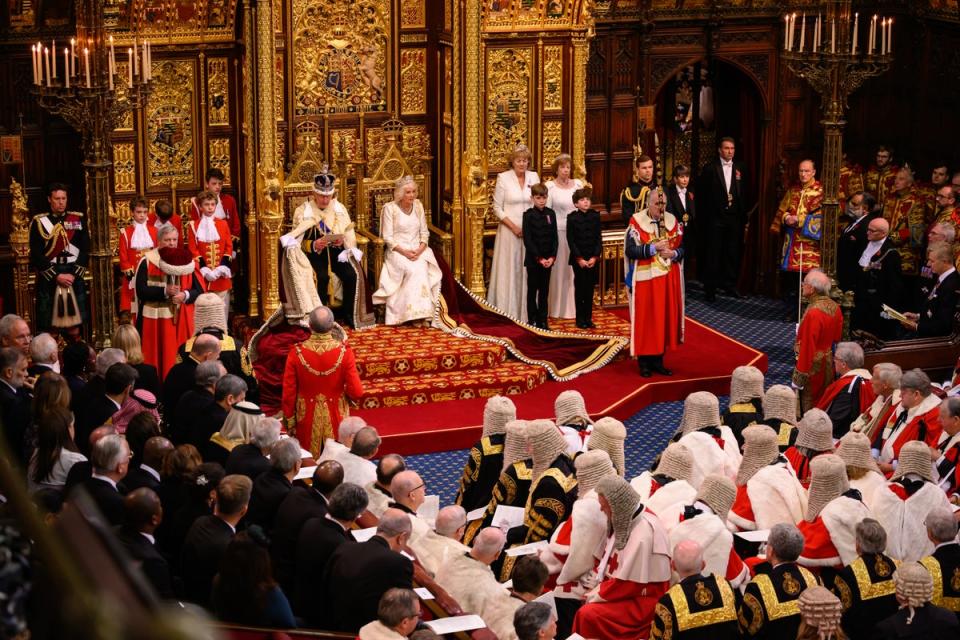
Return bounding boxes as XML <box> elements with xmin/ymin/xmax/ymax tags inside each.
<box><xmin>372</xmin><ymin>176</ymin><xmax>442</xmax><ymax>326</ymax></box>
<box><xmin>487</xmin><ymin>144</ymin><xmax>539</xmax><ymax>320</ymax></box>
<box><xmin>545</xmin><ymin>153</ymin><xmax>582</xmax><ymax>319</ymax></box>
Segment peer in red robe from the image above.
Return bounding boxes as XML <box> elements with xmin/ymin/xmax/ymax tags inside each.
<box><xmin>877</xmin><ymin>390</ymin><xmax>942</xmax><ymax>469</ymax></box>
<box><xmin>792</xmin><ymin>281</ymin><xmax>843</xmax><ymax>413</ymax></box>
<box><xmin>189</xmin><ymin>169</ymin><xmax>242</xmax><ymax>245</ymax></box>
<box><xmin>281</xmin><ymin>326</ymin><xmax>364</xmax><ymax>458</ymax></box>
<box><xmin>135</xmin><ymin>244</ymin><xmax>204</xmax><ymax>378</ymax></box>
<box><xmin>624</xmin><ymin>188</ymin><xmax>684</xmax><ymax>377</ymax></box>
<box><xmin>816</xmin><ymin>367</ymin><xmax>877</xmax><ymax>438</ymax></box>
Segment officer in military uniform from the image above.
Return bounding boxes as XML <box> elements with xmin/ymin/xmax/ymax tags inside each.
<box><xmin>652</xmin><ymin>540</ymin><xmax>740</xmax><ymax>640</ymax></box>
<box><xmin>620</xmin><ymin>154</ymin><xmax>656</xmax><ymax>224</ymax></box>
<box><xmin>738</xmin><ymin>523</ymin><xmax>819</xmax><ymax>639</ymax></box>
<box><xmin>831</xmin><ymin>518</ymin><xmax>899</xmax><ymax>640</ymax></box>
<box><xmin>456</xmin><ymin>396</ymin><xmax>515</xmax><ymax>511</ymax></box>
<box><xmin>722</xmin><ymin>365</ymin><xmax>765</xmax><ymax>446</ymax></box>
<box><xmin>919</xmin><ymin>507</ymin><xmax>960</xmax><ymax>620</ymax></box>
<box><xmin>29</xmin><ymin>182</ymin><xmax>89</xmax><ymax>332</ymax></box>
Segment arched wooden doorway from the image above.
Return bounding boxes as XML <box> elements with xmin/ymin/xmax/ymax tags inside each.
<box><xmin>654</xmin><ymin>58</ymin><xmax>767</xmax><ymax>293</ymax></box>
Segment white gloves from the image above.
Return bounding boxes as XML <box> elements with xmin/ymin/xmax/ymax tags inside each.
<box><xmin>280</xmin><ymin>234</ymin><xmax>298</xmax><ymax>249</ymax></box>
<box><xmin>337</xmin><ymin>247</ymin><xmax>363</xmax><ymax>263</ymax></box>
<box><xmin>216</xmin><ymin>265</ymin><xmax>232</xmax><ymax>279</ymax></box>
<box><xmin>201</xmin><ymin>266</ymin><xmax>218</xmax><ymax>282</ymax></box>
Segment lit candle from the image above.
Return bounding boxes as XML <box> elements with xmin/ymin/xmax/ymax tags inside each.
<box><xmin>128</xmin><ymin>48</ymin><xmax>133</xmax><ymax>88</ymax></box>
<box><xmin>70</xmin><ymin>38</ymin><xmax>75</xmax><ymax>77</ymax></box>
<box><xmin>132</xmin><ymin>38</ymin><xmax>138</xmax><ymax>76</ymax></box>
<box><xmin>888</xmin><ymin>18</ymin><xmax>893</xmax><ymax>54</ymax></box>
<box><xmin>814</xmin><ymin>14</ymin><xmax>821</xmax><ymax>52</ymax></box>
<box><xmin>84</xmin><ymin>48</ymin><xmax>90</xmax><ymax>88</ymax></box>
<box><xmin>881</xmin><ymin>18</ymin><xmax>887</xmax><ymax>55</ymax></box>
<box><xmin>109</xmin><ymin>36</ymin><xmax>115</xmax><ymax>72</ymax></box>
<box><xmin>790</xmin><ymin>13</ymin><xmax>797</xmax><ymax>50</ymax></box>
<box><xmin>869</xmin><ymin>15</ymin><xmax>876</xmax><ymax>55</ymax></box>
<box><xmin>784</xmin><ymin>15</ymin><xmax>790</xmax><ymax>51</ymax></box>
<box><xmin>799</xmin><ymin>13</ymin><xmax>806</xmax><ymax>52</ymax></box>
<box><xmin>108</xmin><ymin>44</ymin><xmax>114</xmax><ymax>91</ymax></box>
<box><xmin>44</xmin><ymin>46</ymin><xmax>51</xmax><ymax>87</ymax></box>
<box><xmin>31</xmin><ymin>45</ymin><xmax>37</xmax><ymax>85</ymax></box>
<box><xmin>51</xmin><ymin>40</ymin><xmax>56</xmax><ymax>78</ymax></box>
<box><xmin>142</xmin><ymin>41</ymin><xmax>148</xmax><ymax>80</ymax></box>
<box><xmin>63</xmin><ymin>48</ymin><xmax>70</xmax><ymax>88</ymax></box>
<box><xmin>851</xmin><ymin>13</ymin><xmax>859</xmax><ymax>55</ymax></box>
<box><xmin>146</xmin><ymin>42</ymin><xmax>152</xmax><ymax>80</ymax></box>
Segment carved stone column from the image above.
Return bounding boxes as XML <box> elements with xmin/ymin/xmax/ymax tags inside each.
<box><xmin>243</xmin><ymin>0</ymin><xmax>260</xmax><ymax>317</ymax></box>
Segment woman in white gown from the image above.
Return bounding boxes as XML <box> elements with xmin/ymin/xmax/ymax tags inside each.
<box><xmin>372</xmin><ymin>176</ymin><xmax>442</xmax><ymax>326</ymax></box>
<box><xmin>545</xmin><ymin>153</ymin><xmax>583</xmax><ymax>319</ymax></box>
<box><xmin>487</xmin><ymin>144</ymin><xmax>540</xmax><ymax>319</ymax></box>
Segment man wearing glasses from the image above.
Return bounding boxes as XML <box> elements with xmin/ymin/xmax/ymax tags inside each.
<box><xmin>876</xmin><ymin>368</ymin><xmax>943</xmax><ymax>475</ymax></box>
<box><xmin>852</xmin><ymin>216</ymin><xmax>902</xmax><ymax>338</ymax></box>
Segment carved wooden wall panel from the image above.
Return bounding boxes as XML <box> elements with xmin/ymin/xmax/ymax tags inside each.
<box><xmin>146</xmin><ymin>60</ymin><xmax>197</xmax><ymax>188</ymax></box>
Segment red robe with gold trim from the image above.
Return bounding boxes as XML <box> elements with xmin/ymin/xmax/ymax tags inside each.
<box><xmin>135</xmin><ymin>249</ymin><xmax>204</xmax><ymax>378</ymax></box>
<box><xmin>877</xmin><ymin>393</ymin><xmax>943</xmax><ymax>465</ymax></box>
<box><xmin>865</xmin><ymin>163</ymin><xmax>899</xmax><ymax>206</ymax></box>
<box><xmin>281</xmin><ymin>332</ymin><xmax>364</xmax><ymax>458</ymax></box>
<box><xmin>815</xmin><ymin>369</ymin><xmax>877</xmax><ymax>416</ymax></box>
<box><xmin>839</xmin><ymin>161</ymin><xmax>864</xmax><ymax>209</ymax></box>
<box><xmin>625</xmin><ymin>210</ymin><xmax>684</xmax><ymax>357</ymax></box>
<box><xmin>187</xmin><ymin>217</ymin><xmax>233</xmax><ymax>293</ymax></box>
<box><xmin>793</xmin><ymin>295</ymin><xmax>843</xmax><ymax>411</ymax></box>
<box><xmin>882</xmin><ymin>188</ymin><xmax>929</xmax><ymax>276</ymax></box>
<box><xmin>119</xmin><ymin>223</ymin><xmax>158</xmax><ymax>313</ymax></box>
<box><xmin>771</xmin><ymin>180</ymin><xmax>824</xmax><ymax>272</ymax></box>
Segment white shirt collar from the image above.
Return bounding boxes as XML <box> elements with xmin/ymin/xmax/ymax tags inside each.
<box><xmin>107</xmin><ymin>396</ymin><xmax>122</xmax><ymax>411</ymax></box>
<box><xmin>934</xmin><ymin>540</ymin><xmax>959</xmax><ymax>552</ymax></box>
<box><xmin>140</xmin><ymin>532</ymin><xmax>156</xmax><ymax>545</ymax></box>
<box><xmin>91</xmin><ymin>473</ymin><xmax>118</xmax><ymax>489</ymax></box>
<box><xmin>141</xmin><ymin>464</ymin><xmax>161</xmax><ymax>482</ymax></box>
<box><xmin>859</xmin><ymin>239</ymin><xmax>885</xmax><ymax>267</ymax></box>
<box><xmin>721</xmin><ymin>159</ymin><xmax>733</xmax><ymax>167</ymax></box>
<box><xmin>196</xmin><ymin>214</ymin><xmax>221</xmax><ymax>243</ymax></box>
<box><xmin>325</xmin><ymin>513</ymin><xmax>348</xmax><ymax>531</ymax></box>
<box><xmin>938</xmin><ymin>267</ymin><xmax>956</xmax><ymax>284</ymax></box>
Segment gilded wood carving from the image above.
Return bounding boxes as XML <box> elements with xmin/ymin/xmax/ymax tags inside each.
<box><xmin>486</xmin><ymin>47</ymin><xmax>533</xmax><ymax>169</ymax></box>
<box><xmin>400</xmin><ymin>49</ymin><xmax>427</xmax><ymax>115</ymax></box>
<box><xmin>146</xmin><ymin>60</ymin><xmax>196</xmax><ymax>187</ymax></box>
<box><xmin>207</xmin><ymin>58</ymin><xmax>230</xmax><ymax>126</ymax></box>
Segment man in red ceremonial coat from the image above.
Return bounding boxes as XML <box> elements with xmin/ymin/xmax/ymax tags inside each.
<box><xmin>864</xmin><ymin>145</ymin><xmax>899</xmax><ymax>206</ymax></box>
<box><xmin>573</xmin><ymin>476</ymin><xmax>671</xmax><ymax>640</ymax></box>
<box><xmin>189</xmin><ymin>168</ymin><xmax>242</xmax><ymax>246</ymax></box>
<box><xmin>933</xmin><ymin>397</ymin><xmax>960</xmax><ymax>503</ymax></box>
<box><xmin>915</xmin><ymin>162</ymin><xmax>950</xmax><ymax>219</ymax></box>
<box><xmin>771</xmin><ymin>160</ymin><xmax>825</xmax><ymax>275</ymax></box>
<box><xmin>792</xmin><ymin>270</ymin><xmax>843</xmax><ymax>412</ymax></box>
<box><xmin>624</xmin><ymin>187</ymin><xmax>684</xmax><ymax>378</ymax></box>
<box><xmin>119</xmin><ymin>197</ymin><xmax>158</xmax><ymax>316</ymax></box>
<box><xmin>816</xmin><ymin>342</ymin><xmax>876</xmax><ymax>438</ymax></box>
<box><xmin>877</xmin><ymin>368</ymin><xmax>942</xmax><ymax>475</ymax></box>
<box><xmin>135</xmin><ymin>223</ymin><xmax>204</xmax><ymax>378</ymax></box>
<box><xmin>188</xmin><ymin>190</ymin><xmax>234</xmax><ymax>309</ymax></box>
<box><xmin>882</xmin><ymin>168</ymin><xmax>929</xmax><ymax>281</ymax></box>
<box><xmin>838</xmin><ymin>154</ymin><xmax>864</xmax><ymax>211</ymax></box>
<box><xmin>281</xmin><ymin>305</ymin><xmax>364</xmax><ymax>458</ymax></box>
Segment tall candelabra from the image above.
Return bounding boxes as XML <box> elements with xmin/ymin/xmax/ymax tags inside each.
<box><xmin>782</xmin><ymin>1</ymin><xmax>892</xmax><ymax>286</ymax></box>
<box><xmin>29</xmin><ymin>0</ymin><xmax>152</xmax><ymax>347</ymax></box>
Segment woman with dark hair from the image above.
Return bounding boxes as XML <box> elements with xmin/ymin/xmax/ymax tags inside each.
<box><xmin>213</xmin><ymin>530</ymin><xmax>296</xmax><ymax>628</ymax></box>
<box><xmin>157</xmin><ymin>462</ymin><xmax>225</xmax><ymax>560</ymax></box>
<box><xmin>28</xmin><ymin>406</ymin><xmax>85</xmax><ymax>492</ymax></box>
<box><xmin>156</xmin><ymin>444</ymin><xmax>202</xmax><ymax>525</ymax></box>
<box><xmin>62</xmin><ymin>341</ymin><xmax>95</xmax><ymax>401</ymax></box>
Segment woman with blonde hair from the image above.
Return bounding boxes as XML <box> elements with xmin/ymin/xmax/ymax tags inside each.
<box><xmin>488</xmin><ymin>144</ymin><xmax>539</xmax><ymax>319</ymax></box>
<box><xmin>372</xmin><ymin>176</ymin><xmax>442</xmax><ymax>326</ymax></box>
<box><xmin>112</xmin><ymin>323</ymin><xmax>160</xmax><ymax>395</ymax></box>
<box><xmin>545</xmin><ymin>154</ymin><xmax>582</xmax><ymax>319</ymax></box>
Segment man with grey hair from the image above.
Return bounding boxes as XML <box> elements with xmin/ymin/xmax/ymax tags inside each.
<box><xmin>72</xmin><ymin>433</ymin><xmax>131</xmax><ymax>525</ymax></box>
<box><xmin>436</xmin><ymin>527</ymin><xmax>517</xmax><ymax>635</ymax></box>
<box><xmin>920</xmin><ymin>507</ymin><xmax>960</xmax><ymax>618</ymax></box>
<box><xmin>514</xmin><ymin>601</ymin><xmax>556</xmax><ymax>640</ymax></box>
<box><xmin>933</xmin><ymin>396</ymin><xmax>960</xmax><ymax>500</ymax></box>
<box><xmin>417</xmin><ymin>505</ymin><xmax>470</xmax><ymax>578</ymax></box>
<box><xmin>359</xmin><ymin>588</ymin><xmax>421</xmax><ymax>640</ymax></box>
<box><xmin>738</xmin><ymin>522</ymin><xmax>818</xmax><ymax>639</ymax></box>
<box><xmin>225</xmin><ymin>415</ymin><xmax>280</xmax><ymax>481</ymax></box>
<box><xmin>652</xmin><ymin>539</ymin><xmax>739</xmax><ymax>640</ymax></box>
<box><xmin>245</xmin><ymin>437</ymin><xmax>302</xmax><ymax>529</ymax></box>
<box><xmin>0</xmin><ymin>346</ymin><xmax>32</xmax><ymax>464</ymax></box>
<box><xmin>817</xmin><ymin>341</ymin><xmax>874</xmax><ymax>437</ymax></box>
<box><xmin>28</xmin><ymin>332</ymin><xmax>59</xmax><ymax>377</ymax></box>
<box><xmin>793</xmin><ymin>268</ymin><xmax>844</xmax><ymax>412</ymax></box>
<box><xmin>831</xmin><ymin>518</ymin><xmax>899</xmax><ymax>638</ymax></box>
<box><xmin>851</xmin><ymin>362</ymin><xmax>902</xmax><ymax>440</ymax></box>
<box><xmin>435</xmin><ymin>505</ymin><xmax>468</xmax><ymax>540</ymax></box>
<box><xmin>296</xmin><ymin>482</ymin><xmax>369</xmax><ymax>621</ymax></box>
<box><xmin>317</xmin><ymin>415</ymin><xmax>367</xmax><ymax>466</ymax></box>
<box><xmin>320</xmin><ymin>422</ymin><xmax>379</xmax><ymax>488</ymax></box>
<box><xmin>852</xmin><ymin>216</ymin><xmax>902</xmax><ymax>338</ymax></box>
<box><xmin>0</xmin><ymin>313</ymin><xmax>31</xmax><ymax>356</ymax></box>
<box><xmin>322</xmin><ymin>507</ymin><xmax>414</xmax><ymax>632</ymax></box>
<box><xmin>281</xmin><ymin>304</ymin><xmax>364</xmax><ymax>458</ymax></box>
<box><xmin>878</xmin><ymin>368</ymin><xmax>943</xmax><ymax>473</ymax></box>
<box><xmin>902</xmin><ymin>241</ymin><xmax>960</xmax><ymax>337</ymax></box>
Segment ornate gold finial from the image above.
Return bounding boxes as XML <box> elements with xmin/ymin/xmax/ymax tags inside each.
<box><xmin>328</xmin><ymin>8</ymin><xmax>351</xmax><ymax>49</ymax></box>
<box><xmin>462</xmin><ymin>150</ymin><xmax>489</xmax><ymax>208</ymax></box>
<box><xmin>382</xmin><ymin>118</ymin><xmax>405</xmax><ymax>142</ymax></box>
<box><xmin>9</xmin><ymin>177</ymin><xmax>30</xmax><ymax>247</ymax></box>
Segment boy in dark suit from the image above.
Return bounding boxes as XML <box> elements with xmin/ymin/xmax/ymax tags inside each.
<box><xmin>523</xmin><ymin>183</ymin><xmax>559</xmax><ymax>329</ymax></box>
<box><xmin>566</xmin><ymin>188</ymin><xmax>603</xmax><ymax>329</ymax></box>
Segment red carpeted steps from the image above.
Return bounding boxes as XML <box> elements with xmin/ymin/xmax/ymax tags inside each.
<box><xmin>350</xmin><ymin>325</ymin><xmax>507</xmax><ymax>378</ymax></box>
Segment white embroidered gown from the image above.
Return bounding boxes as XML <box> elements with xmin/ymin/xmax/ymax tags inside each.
<box><xmin>372</xmin><ymin>200</ymin><xmax>442</xmax><ymax>325</ymax></box>
<box><xmin>487</xmin><ymin>169</ymin><xmax>539</xmax><ymax>319</ymax></box>
<box><xmin>546</xmin><ymin>178</ymin><xmax>583</xmax><ymax>319</ymax></box>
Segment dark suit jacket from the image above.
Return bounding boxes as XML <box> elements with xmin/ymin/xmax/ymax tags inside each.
<box><xmin>225</xmin><ymin>444</ymin><xmax>271</xmax><ymax>481</ymax></box>
<box><xmin>119</xmin><ymin>464</ymin><xmax>161</xmax><ymax>495</ymax></box>
<box><xmin>27</xmin><ymin>363</ymin><xmax>57</xmax><ymax>379</ymax></box>
<box><xmin>522</xmin><ymin>206</ymin><xmax>559</xmax><ymax>265</ymax></box>
<box><xmin>853</xmin><ymin>238</ymin><xmax>902</xmax><ymax>337</ymax></box>
<box><xmin>75</xmin><ymin>395</ymin><xmax>120</xmax><ymax>456</ymax></box>
<box><xmin>566</xmin><ymin>209</ymin><xmax>602</xmax><ymax>265</ymax></box>
<box><xmin>665</xmin><ymin>185</ymin><xmax>695</xmax><ymax>224</ymax></box>
<box><xmin>876</xmin><ymin>603</ymin><xmax>959</xmax><ymax>640</ymax></box>
<box><xmin>837</xmin><ymin>213</ymin><xmax>875</xmax><ymax>292</ymax></box>
<box><xmin>918</xmin><ymin>269</ymin><xmax>960</xmax><ymax>337</ymax></box>
<box><xmin>74</xmin><ymin>476</ymin><xmax>126</xmax><ymax>526</ymax></box>
<box><xmin>116</xmin><ymin>526</ymin><xmax>175</xmax><ymax>599</ymax></box>
<box><xmin>295</xmin><ymin>516</ymin><xmax>355</xmax><ymax>620</ymax></box>
<box><xmin>245</xmin><ymin>468</ymin><xmax>292</xmax><ymax>530</ymax></box>
<box><xmin>174</xmin><ymin>389</ymin><xmax>227</xmax><ymax>450</ymax></box>
<box><xmin>133</xmin><ymin>363</ymin><xmax>161</xmax><ymax>397</ymax></box>
<box><xmin>321</xmin><ymin>535</ymin><xmax>413</xmax><ymax>632</ymax></box>
<box><xmin>696</xmin><ymin>157</ymin><xmax>747</xmax><ymax>227</ymax></box>
<box><xmin>0</xmin><ymin>381</ymin><xmax>31</xmax><ymax>464</ymax></box>
<box><xmin>161</xmin><ymin>358</ymin><xmax>199</xmax><ymax>418</ymax></box>
<box><xmin>64</xmin><ymin>460</ymin><xmax>92</xmax><ymax>492</ymax></box>
<box><xmin>270</xmin><ymin>486</ymin><xmax>329</xmax><ymax>592</ymax></box>
<box><xmin>180</xmin><ymin>514</ymin><xmax>235</xmax><ymax>606</ymax></box>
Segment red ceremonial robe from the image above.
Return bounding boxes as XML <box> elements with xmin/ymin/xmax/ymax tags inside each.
<box><xmin>784</xmin><ymin>447</ymin><xmax>831</xmax><ymax>488</ymax></box>
<box><xmin>793</xmin><ymin>294</ymin><xmax>843</xmax><ymax>412</ymax></box>
<box><xmin>816</xmin><ymin>369</ymin><xmax>877</xmax><ymax>415</ymax></box>
<box><xmin>147</xmin><ymin>213</ymin><xmax>185</xmax><ymax>247</ymax></box>
<box><xmin>281</xmin><ymin>331</ymin><xmax>364</xmax><ymax>458</ymax></box>
<box><xmin>188</xmin><ymin>217</ymin><xmax>233</xmax><ymax>293</ymax></box>
<box><xmin>878</xmin><ymin>393</ymin><xmax>943</xmax><ymax>465</ymax></box>
<box><xmin>625</xmin><ymin>210</ymin><xmax>684</xmax><ymax>357</ymax></box>
<box><xmin>119</xmin><ymin>223</ymin><xmax>157</xmax><ymax>313</ymax></box>
<box><xmin>135</xmin><ymin>249</ymin><xmax>203</xmax><ymax>378</ymax></box>
<box><xmin>770</xmin><ymin>180</ymin><xmax>825</xmax><ymax>272</ymax></box>
<box><xmin>190</xmin><ymin>193</ymin><xmax>241</xmax><ymax>242</ymax></box>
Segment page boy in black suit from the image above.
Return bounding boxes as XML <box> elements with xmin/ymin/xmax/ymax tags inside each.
<box><xmin>523</xmin><ymin>183</ymin><xmax>559</xmax><ymax>329</ymax></box>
